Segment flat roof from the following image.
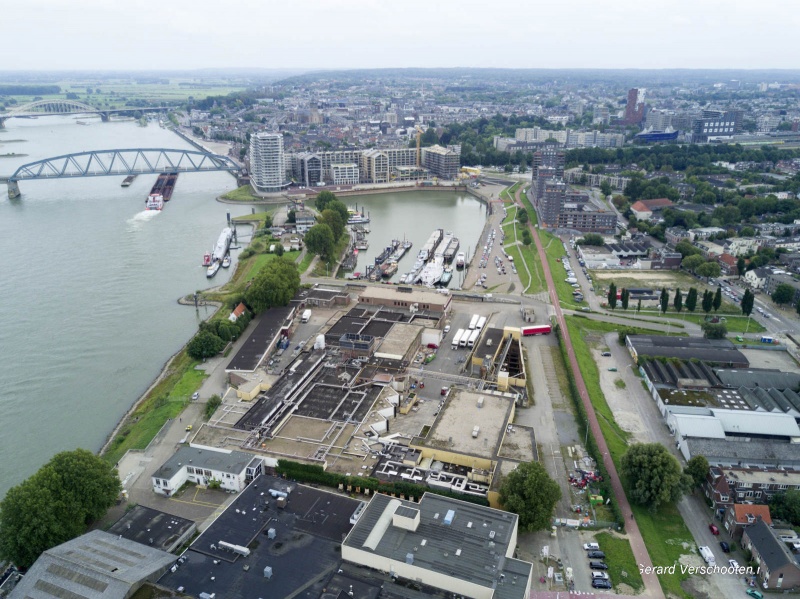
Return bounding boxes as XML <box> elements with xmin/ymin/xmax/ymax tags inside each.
<box><xmin>226</xmin><ymin>306</ymin><xmax>294</xmax><ymax>372</ymax></box>
<box><xmin>415</xmin><ymin>390</ymin><xmax>513</xmax><ymax>459</ymax></box>
<box><xmin>158</xmin><ymin>475</ymin><xmax>362</xmax><ymax>599</ymax></box>
<box><xmin>684</xmin><ymin>438</ymin><xmax>800</xmax><ymax>466</ymax></box>
<box><xmin>376</xmin><ymin>323</ymin><xmax>422</xmax><ymax>357</ymax></box>
<box><xmin>107</xmin><ymin>505</ymin><xmax>195</xmax><ymax>553</ymax></box>
<box><xmin>342</xmin><ymin>492</ymin><xmax>529</xmax><ymax>596</ymax></box>
<box><xmin>628</xmin><ymin>335</ymin><xmax>748</xmax><ymax>366</ymax></box>
<box><xmin>152</xmin><ymin>446</ymin><xmax>254</xmax><ymax>481</ymax></box>
<box><xmin>359</xmin><ymin>286</ymin><xmax>450</xmax><ymax>308</ymax></box>
<box><xmin>474</xmin><ymin>327</ymin><xmax>504</xmax><ymax>360</ymax></box>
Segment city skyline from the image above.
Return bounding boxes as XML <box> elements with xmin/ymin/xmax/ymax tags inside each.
<box><xmin>4</xmin><ymin>0</ymin><xmax>800</xmax><ymax>71</ymax></box>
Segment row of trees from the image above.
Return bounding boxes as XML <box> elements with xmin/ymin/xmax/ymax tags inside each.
<box><xmin>188</xmin><ymin>308</ymin><xmax>252</xmax><ymax>360</ymax></box>
<box><xmin>606</xmin><ymin>284</ymin><xmax>728</xmax><ymax>317</ymax></box>
<box><xmin>0</xmin><ymin>450</ymin><xmax>120</xmax><ymax>568</ymax></box>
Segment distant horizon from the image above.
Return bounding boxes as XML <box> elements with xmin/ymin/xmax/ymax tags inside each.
<box><xmin>3</xmin><ymin>67</ymin><xmax>800</xmax><ymax>74</ymax></box>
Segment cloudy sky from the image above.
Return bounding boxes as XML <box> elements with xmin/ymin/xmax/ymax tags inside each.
<box><xmin>3</xmin><ymin>0</ymin><xmax>797</xmax><ymax>71</ymax></box>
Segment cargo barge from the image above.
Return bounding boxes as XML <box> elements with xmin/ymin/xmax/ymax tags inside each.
<box><xmin>121</xmin><ymin>175</ymin><xmax>137</xmax><ymax>187</ymax></box>
<box><xmin>144</xmin><ymin>172</ymin><xmax>178</xmax><ymax>211</ymax></box>
<box><xmin>443</xmin><ymin>236</ymin><xmax>460</xmax><ymax>263</ymax></box>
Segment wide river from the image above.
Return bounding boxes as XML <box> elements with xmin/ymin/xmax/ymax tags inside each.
<box><xmin>0</xmin><ymin>118</ymin><xmax>487</xmax><ymax>499</ymax></box>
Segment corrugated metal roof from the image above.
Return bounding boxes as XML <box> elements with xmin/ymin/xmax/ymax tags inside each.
<box><xmin>670</xmin><ymin>413</ymin><xmax>726</xmax><ymax>439</ymax></box>
<box><xmin>711</xmin><ymin>409</ymin><xmax>800</xmax><ymax>437</ymax></box>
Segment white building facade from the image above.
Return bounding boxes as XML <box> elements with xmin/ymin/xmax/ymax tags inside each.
<box><xmin>250</xmin><ymin>132</ymin><xmax>289</xmax><ymax>192</ymax></box>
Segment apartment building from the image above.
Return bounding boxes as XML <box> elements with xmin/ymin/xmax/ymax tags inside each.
<box><xmin>331</xmin><ymin>163</ymin><xmax>359</xmax><ymax>185</ymax></box>
<box><xmin>705</xmin><ymin>465</ymin><xmax>800</xmax><ymax>513</ymax></box>
<box><xmin>421</xmin><ymin>144</ymin><xmax>460</xmax><ymax>179</ymax></box>
<box><xmin>250</xmin><ymin>132</ymin><xmax>290</xmax><ymax>192</ymax></box>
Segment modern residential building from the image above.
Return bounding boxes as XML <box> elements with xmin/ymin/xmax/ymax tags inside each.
<box><xmin>537</xmin><ymin>178</ymin><xmax>568</xmax><ymax>227</ymax></box>
<box><xmin>360</xmin><ymin>149</ymin><xmax>390</xmax><ymax>183</ymax></box>
<box><xmin>250</xmin><ymin>132</ymin><xmax>290</xmax><ymax>192</ymax></box>
<box><xmin>341</xmin><ymin>492</ymin><xmax>533</xmax><ymax>599</ymax></box>
<box><xmin>742</xmin><ymin>518</ymin><xmax>800</xmax><ymax>590</ymax></box>
<box><xmin>623</xmin><ymin>88</ymin><xmax>646</xmax><ymax>125</ymax></box>
<box><xmin>765</xmin><ymin>272</ymin><xmax>800</xmax><ymax>304</ymax></box>
<box><xmin>292</xmin><ymin>152</ymin><xmax>323</xmax><ymax>187</ymax></box>
<box><xmin>421</xmin><ymin>144</ymin><xmax>461</xmax><ymax>179</ymax></box>
<box><xmin>331</xmin><ymin>162</ymin><xmax>360</xmax><ymax>185</ymax></box>
<box><xmin>564</xmin><ymin>169</ymin><xmax>631</xmax><ymax>191</ymax></box>
<box><xmin>692</xmin><ymin>109</ymin><xmax>744</xmax><ymax>142</ymax></box>
<box><xmin>151</xmin><ymin>446</ymin><xmax>263</xmax><ymax>496</ymax></box>
<box><xmin>556</xmin><ymin>204</ymin><xmax>617</xmax><ymax>233</ymax></box>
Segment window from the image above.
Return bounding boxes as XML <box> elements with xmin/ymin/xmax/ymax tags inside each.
<box><xmin>754</xmin><ymin>491</ymin><xmax>762</xmax><ymax>498</ymax></box>
<box><xmin>187</xmin><ymin>466</ymin><xmax>195</xmax><ymax>474</ymax></box>
<box><xmin>155</xmin><ymin>479</ymin><xmax>161</xmax><ymax>486</ymax></box>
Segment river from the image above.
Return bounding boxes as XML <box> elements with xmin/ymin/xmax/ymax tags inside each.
<box><xmin>0</xmin><ymin>116</ymin><xmax>250</xmax><ymax>498</ymax></box>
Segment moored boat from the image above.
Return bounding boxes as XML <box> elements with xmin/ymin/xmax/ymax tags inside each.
<box><xmin>206</xmin><ymin>261</ymin><xmax>220</xmax><ymax>278</ymax></box>
<box><xmin>455</xmin><ymin>251</ymin><xmax>466</xmax><ymax>269</ymax></box>
<box><xmin>145</xmin><ymin>193</ymin><xmax>164</xmax><ymax>211</ymax></box>
<box><xmin>440</xmin><ymin>267</ymin><xmax>453</xmax><ymax>285</ymax></box>
<box><xmin>202</xmin><ymin>252</ymin><xmax>212</xmax><ymax>266</ymax></box>
<box><xmin>222</xmin><ymin>254</ymin><xmax>231</xmax><ymax>268</ymax></box>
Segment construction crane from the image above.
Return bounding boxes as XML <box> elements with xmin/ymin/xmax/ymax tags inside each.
<box><xmin>415</xmin><ymin>125</ymin><xmax>425</xmax><ymax>167</ymax></box>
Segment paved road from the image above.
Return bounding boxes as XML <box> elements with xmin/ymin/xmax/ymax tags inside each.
<box><xmin>519</xmin><ymin>186</ymin><xmax>666</xmax><ymax>599</ymax></box>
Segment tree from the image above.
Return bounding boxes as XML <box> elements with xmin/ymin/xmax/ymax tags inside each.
<box><xmin>772</xmin><ymin>283</ymin><xmax>796</xmax><ymax>306</ymax></box>
<box><xmin>741</xmin><ymin>289</ymin><xmax>755</xmax><ymax>316</ymax></box>
<box><xmin>713</xmin><ymin>286</ymin><xmax>723</xmax><ymax>312</ymax></box>
<box><xmin>684</xmin><ymin>455</ymin><xmax>710</xmax><ymax>489</ymax></box>
<box><xmin>326</xmin><ymin>199</ymin><xmax>350</xmax><ymax>226</ymax></box>
<box><xmin>701</xmin><ymin>290</ymin><xmax>713</xmax><ymax>314</ymax></box>
<box><xmin>621</xmin><ymin>288</ymin><xmax>630</xmax><ymax>310</ymax></box>
<box><xmin>244</xmin><ymin>256</ymin><xmax>300</xmax><ymax>314</ymax></box>
<box><xmin>188</xmin><ymin>329</ymin><xmax>226</xmax><ymax>359</ymax></box>
<box><xmin>319</xmin><ymin>209</ymin><xmax>345</xmax><ymax>241</ymax></box>
<box><xmin>517</xmin><ymin>207</ymin><xmax>529</xmax><ymax>225</ymax></box>
<box><xmin>686</xmin><ymin>287</ymin><xmax>698</xmax><ymax>313</ymax></box>
<box><xmin>608</xmin><ymin>282</ymin><xmax>617</xmax><ymax>310</ymax></box>
<box><xmin>600</xmin><ymin>180</ymin><xmax>613</xmax><ymax>198</ymax></box>
<box><xmin>673</xmin><ymin>288</ymin><xmax>683</xmax><ymax>313</ymax></box>
<box><xmin>499</xmin><ymin>461</ymin><xmax>561</xmax><ymax>532</ymax></box>
<box><xmin>702</xmin><ymin>321</ymin><xmax>728</xmax><ymax>339</ymax></box>
<box><xmin>681</xmin><ymin>254</ymin><xmax>705</xmax><ymax>273</ymax></box>
<box><xmin>315</xmin><ymin>190</ymin><xmax>338</xmax><ymax>212</ymax></box>
<box><xmin>521</xmin><ymin>229</ymin><xmax>532</xmax><ymax>245</ymax></box>
<box><xmin>286</xmin><ymin>209</ymin><xmax>296</xmax><ymax>224</ymax></box>
<box><xmin>577</xmin><ymin>233</ymin><xmax>604</xmax><ymax>246</ymax></box>
<box><xmin>736</xmin><ymin>256</ymin><xmax>746</xmax><ymax>278</ymax></box>
<box><xmin>739</xmin><ymin>226</ymin><xmax>755</xmax><ymax>237</ymax></box>
<box><xmin>274</xmin><ymin>244</ymin><xmax>284</xmax><ymax>257</ymax></box>
<box><xmin>205</xmin><ymin>394</ymin><xmax>222</xmax><ymax>420</ymax></box>
<box><xmin>0</xmin><ymin>449</ymin><xmax>120</xmax><ymax>568</ymax></box>
<box><xmin>796</xmin><ymin>297</ymin><xmax>800</xmax><ymax>317</ymax></box>
<box><xmin>697</xmin><ymin>261</ymin><xmax>721</xmax><ymax>281</ymax></box>
<box><xmin>675</xmin><ymin>240</ymin><xmax>702</xmax><ymax>258</ymax></box>
<box><xmin>621</xmin><ymin>443</ymin><xmax>690</xmax><ymax>509</ymax></box>
<box><xmin>660</xmin><ymin>287</ymin><xmax>669</xmax><ymax>314</ymax></box>
<box><xmin>769</xmin><ymin>489</ymin><xmax>800</xmax><ymax>526</ymax></box>
<box><xmin>637</xmin><ymin>298</ymin><xmax>642</xmax><ymax>313</ymax></box>
<box><xmin>304</xmin><ymin>223</ymin><xmax>335</xmax><ymax>260</ymax></box>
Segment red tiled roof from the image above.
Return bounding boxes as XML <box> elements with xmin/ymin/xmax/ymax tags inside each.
<box><xmin>718</xmin><ymin>253</ymin><xmax>737</xmax><ymax>266</ymax></box>
<box><xmin>639</xmin><ymin>198</ymin><xmax>674</xmax><ymax>209</ymax></box>
<box><xmin>231</xmin><ymin>303</ymin><xmax>247</xmax><ymax>318</ymax></box>
<box><xmin>731</xmin><ymin>504</ymin><xmax>772</xmax><ymax>525</ymax></box>
<box><xmin>630</xmin><ymin>201</ymin><xmax>650</xmax><ymax>213</ymax></box>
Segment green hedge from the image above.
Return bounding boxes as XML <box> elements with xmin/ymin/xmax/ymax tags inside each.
<box><xmin>276</xmin><ymin>459</ymin><xmax>490</xmax><ymax>506</ymax></box>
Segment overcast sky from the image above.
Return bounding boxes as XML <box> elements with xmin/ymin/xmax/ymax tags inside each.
<box><xmin>3</xmin><ymin>0</ymin><xmax>798</xmax><ymax>71</ymax></box>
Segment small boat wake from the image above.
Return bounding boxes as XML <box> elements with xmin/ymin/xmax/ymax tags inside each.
<box><xmin>126</xmin><ymin>210</ymin><xmax>160</xmax><ymax>231</ymax></box>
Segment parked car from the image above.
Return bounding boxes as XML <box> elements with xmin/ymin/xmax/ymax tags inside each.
<box><xmin>444</xmin><ymin>325</ymin><xmax>451</xmax><ymax>333</ymax></box>
<box><xmin>185</xmin><ymin>425</ymin><xmax>192</xmax><ymax>431</ymax></box>
<box><xmin>583</xmin><ymin>543</ymin><xmax>600</xmax><ymax>551</ymax></box>
<box><xmin>608</xmin><ymin>367</ymin><xmax>617</xmax><ymax>372</ymax></box>
<box><xmin>589</xmin><ymin>561</ymin><xmax>608</xmax><ymax>570</ymax></box>
<box><xmin>746</xmin><ymin>589</ymin><xmax>764</xmax><ymax>599</ymax></box>
<box><xmin>587</xmin><ymin>551</ymin><xmax>606</xmax><ymax>559</ymax></box>
<box><xmin>191</xmin><ymin>392</ymin><xmax>200</xmax><ymax>400</ymax></box>
<box><xmin>728</xmin><ymin>559</ymin><xmax>740</xmax><ymax>569</ymax></box>
<box><xmin>601</xmin><ymin>352</ymin><xmax>611</xmax><ymax>357</ymax></box>
<box><xmin>592</xmin><ymin>579</ymin><xmax>612</xmax><ymax>589</ymax></box>
<box><xmin>720</xmin><ymin>541</ymin><xmax>730</xmax><ymax>552</ymax></box>
<box><xmin>709</xmin><ymin>523</ymin><xmax>720</xmax><ymax>535</ymax></box>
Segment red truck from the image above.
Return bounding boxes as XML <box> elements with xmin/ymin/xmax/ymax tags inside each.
<box><xmin>521</xmin><ymin>324</ymin><xmax>552</xmax><ymax>336</ymax></box>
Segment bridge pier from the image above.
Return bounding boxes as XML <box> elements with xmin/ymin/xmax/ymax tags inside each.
<box><xmin>7</xmin><ymin>180</ymin><xmax>20</xmax><ymax>199</ymax></box>
<box><xmin>0</xmin><ymin>117</ymin><xmax>6</xmax><ymax>129</ymax></box>
<box><xmin>100</xmin><ymin>112</ymin><xmax>110</xmax><ymax>122</ymax></box>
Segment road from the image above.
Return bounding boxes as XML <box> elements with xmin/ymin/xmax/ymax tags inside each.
<box><xmin>518</xmin><ymin>185</ymin><xmax>666</xmax><ymax>599</ymax></box>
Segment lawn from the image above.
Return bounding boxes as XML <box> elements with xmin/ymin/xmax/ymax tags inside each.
<box><xmin>102</xmin><ymin>350</ymin><xmax>206</xmax><ymax>465</ymax></box>
<box><xmin>296</xmin><ymin>251</ymin><xmax>315</xmax><ymax>275</ymax></box>
<box><xmin>241</xmin><ymin>251</ymin><xmax>300</xmax><ymax>282</ymax></box>
<box><xmin>595</xmin><ymin>532</ymin><xmax>645</xmax><ymax>593</ymax></box>
<box><xmin>222</xmin><ymin>185</ymin><xmax>260</xmax><ymax>202</ymax></box>
<box><xmin>660</xmin><ymin>312</ymin><xmax>766</xmax><ymax>333</ymax></box>
<box><xmin>500</xmin><ymin>181</ymin><xmax>521</xmax><ymax>203</ymax></box>
<box><xmin>312</xmin><ymin>234</ymin><xmax>350</xmax><ymax>277</ymax></box>
<box><xmin>502</xmin><ymin>205</ymin><xmax>518</xmax><ymax>224</ymax></box>
<box><xmin>541</xmin><ymin>230</ymin><xmax>582</xmax><ymax>308</ymax></box>
<box><xmin>505</xmin><ymin>245</ymin><xmax>530</xmax><ymax>291</ymax></box>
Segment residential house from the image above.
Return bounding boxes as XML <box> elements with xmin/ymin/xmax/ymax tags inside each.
<box><xmin>629</xmin><ymin>198</ymin><xmax>674</xmax><ymax>221</ymax></box>
<box><xmin>742</xmin><ymin>518</ymin><xmax>800</xmax><ymax>590</ymax></box>
<box><xmin>723</xmin><ymin>237</ymin><xmax>762</xmax><ymax>257</ymax></box>
<box><xmin>689</xmin><ymin>227</ymin><xmax>727</xmax><ymax>241</ymax></box>
<box><xmin>744</xmin><ymin>266</ymin><xmax>771</xmax><ymax>290</ymax></box>
<box><xmin>718</xmin><ymin>253</ymin><xmax>739</xmax><ymax>276</ymax></box>
<box><xmin>705</xmin><ymin>466</ymin><xmax>800</xmax><ymax>515</ymax></box>
<box><xmin>765</xmin><ymin>272</ymin><xmax>800</xmax><ymax>304</ymax></box>
<box><xmin>695</xmin><ymin>240</ymin><xmax>725</xmax><ymax>259</ymax></box>
<box><xmin>294</xmin><ymin>209</ymin><xmax>316</xmax><ymax>234</ymax></box>
<box><xmin>724</xmin><ymin>504</ymin><xmax>772</xmax><ymax>540</ymax></box>
<box><xmin>665</xmin><ymin>226</ymin><xmax>691</xmax><ymax>247</ymax></box>
<box><xmin>229</xmin><ymin>302</ymin><xmax>248</xmax><ymax>323</ymax></box>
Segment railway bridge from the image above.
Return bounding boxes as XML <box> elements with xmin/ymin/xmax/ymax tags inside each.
<box><xmin>0</xmin><ymin>100</ymin><xmax>165</xmax><ymax>128</ymax></box>
<box><xmin>3</xmin><ymin>148</ymin><xmax>241</xmax><ymax>198</ymax></box>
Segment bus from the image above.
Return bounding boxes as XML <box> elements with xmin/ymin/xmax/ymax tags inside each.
<box><xmin>467</xmin><ymin>329</ymin><xmax>480</xmax><ymax>348</ymax></box>
<box><xmin>468</xmin><ymin>314</ymin><xmax>480</xmax><ymax>330</ymax></box>
<box><xmin>521</xmin><ymin>324</ymin><xmax>552</xmax><ymax>336</ymax></box>
<box><xmin>451</xmin><ymin>329</ymin><xmax>466</xmax><ymax>349</ymax></box>
<box><xmin>476</xmin><ymin>316</ymin><xmax>487</xmax><ymax>331</ymax></box>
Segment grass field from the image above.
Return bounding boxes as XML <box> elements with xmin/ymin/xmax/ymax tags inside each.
<box><xmin>241</xmin><ymin>251</ymin><xmax>300</xmax><ymax>282</ymax></box>
<box><xmin>500</xmin><ymin>181</ymin><xmax>522</xmax><ymax>202</ymax></box>
<box><xmin>563</xmin><ymin>315</ymin><xmax>695</xmax><ymax>597</ymax></box>
<box><xmin>595</xmin><ymin>532</ymin><xmax>645</xmax><ymax>593</ymax></box>
<box><xmin>312</xmin><ymin>234</ymin><xmax>350</xmax><ymax>277</ymax></box>
<box><xmin>222</xmin><ymin>185</ymin><xmax>261</xmax><ymax>202</ymax></box>
<box><xmin>102</xmin><ymin>350</ymin><xmax>205</xmax><ymax>465</ymax></box>
<box><xmin>297</xmin><ymin>251</ymin><xmax>315</xmax><ymax>275</ymax></box>
<box><xmin>541</xmin><ymin>230</ymin><xmax>583</xmax><ymax>308</ymax></box>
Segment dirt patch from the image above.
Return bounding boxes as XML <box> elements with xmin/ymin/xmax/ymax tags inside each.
<box><xmin>614</xmin><ymin>582</ymin><xmax>638</xmax><ymax>596</ymax></box>
<box><xmin>680</xmin><ymin>575</ymin><xmax>716</xmax><ymax>599</ymax></box>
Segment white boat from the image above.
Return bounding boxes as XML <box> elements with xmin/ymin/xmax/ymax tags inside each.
<box><xmin>212</xmin><ymin>228</ymin><xmax>233</xmax><ymax>263</ymax></box>
<box><xmin>455</xmin><ymin>251</ymin><xmax>466</xmax><ymax>269</ymax></box>
<box><xmin>206</xmin><ymin>261</ymin><xmax>220</xmax><ymax>278</ymax></box>
<box><xmin>222</xmin><ymin>254</ymin><xmax>231</xmax><ymax>268</ymax></box>
<box><xmin>145</xmin><ymin>193</ymin><xmax>164</xmax><ymax>211</ymax></box>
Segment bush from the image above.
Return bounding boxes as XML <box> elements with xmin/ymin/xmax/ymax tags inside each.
<box><xmin>205</xmin><ymin>395</ymin><xmax>222</xmax><ymax>420</ymax></box>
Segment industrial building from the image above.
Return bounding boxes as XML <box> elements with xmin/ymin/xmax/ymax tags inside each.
<box><xmin>9</xmin><ymin>530</ymin><xmax>175</xmax><ymax>599</ymax></box>
<box><xmin>151</xmin><ymin>446</ymin><xmax>263</xmax><ymax>496</ymax></box>
<box><xmin>108</xmin><ymin>505</ymin><xmax>196</xmax><ymax>553</ymax></box>
<box><xmin>358</xmin><ymin>286</ymin><xmax>452</xmax><ymax>316</ymax></box>
<box><xmin>341</xmin><ymin>492</ymin><xmax>533</xmax><ymax>599</ymax></box>
<box><xmin>626</xmin><ymin>335</ymin><xmax>749</xmax><ymax>367</ymax></box>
